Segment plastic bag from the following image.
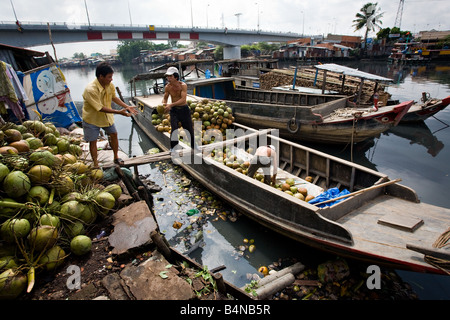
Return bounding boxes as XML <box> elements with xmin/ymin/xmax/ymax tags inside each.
<box><xmin>308</xmin><ymin>187</ymin><xmax>350</xmax><ymax>208</ymax></box>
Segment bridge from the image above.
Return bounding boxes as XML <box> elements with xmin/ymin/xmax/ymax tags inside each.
<box><xmin>0</xmin><ymin>22</ymin><xmax>302</xmax><ymax>59</ymax></box>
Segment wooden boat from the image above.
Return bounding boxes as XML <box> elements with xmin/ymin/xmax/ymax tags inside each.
<box><xmin>130</xmin><ymin>93</ymin><xmax>450</xmax><ymax>275</ymax></box>
<box><xmin>400</xmin><ymin>94</ymin><xmax>450</xmax><ymax>122</ymax></box>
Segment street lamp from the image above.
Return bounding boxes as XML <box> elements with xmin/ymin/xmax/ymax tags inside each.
<box><xmin>301</xmin><ymin>10</ymin><xmax>304</xmax><ymax>36</ymax></box>
<box><xmin>255</xmin><ymin>2</ymin><xmax>260</xmax><ymax>32</ymax></box>
<box><xmin>235</xmin><ymin>13</ymin><xmax>242</xmax><ymax>29</ymax></box>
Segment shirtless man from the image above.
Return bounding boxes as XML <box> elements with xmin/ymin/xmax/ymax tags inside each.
<box><xmin>162</xmin><ymin>67</ymin><xmax>195</xmax><ymax>150</ymax></box>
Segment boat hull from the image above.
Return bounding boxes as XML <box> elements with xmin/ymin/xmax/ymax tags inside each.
<box><xmin>400</xmin><ymin>96</ymin><xmax>450</xmax><ymax>122</ymax></box>
<box><xmin>131</xmin><ymin>95</ymin><xmax>450</xmax><ymax>275</ymax></box>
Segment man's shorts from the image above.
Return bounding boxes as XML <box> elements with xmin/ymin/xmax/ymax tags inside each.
<box><xmin>82</xmin><ymin>121</ymin><xmax>117</xmax><ymax>142</ymax></box>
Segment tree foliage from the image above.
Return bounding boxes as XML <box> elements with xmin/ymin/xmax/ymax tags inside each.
<box><xmin>353</xmin><ymin>2</ymin><xmax>384</xmax><ymax>52</ymax></box>
<box><xmin>117</xmin><ymin>40</ymin><xmax>181</xmax><ymax>63</ymax></box>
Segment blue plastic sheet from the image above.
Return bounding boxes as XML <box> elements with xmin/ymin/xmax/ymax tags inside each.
<box><xmin>308</xmin><ymin>187</ymin><xmax>350</xmax><ymax>208</ymax></box>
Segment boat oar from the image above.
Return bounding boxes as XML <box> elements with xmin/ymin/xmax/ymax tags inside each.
<box><xmin>406</xmin><ymin>244</ymin><xmax>450</xmax><ymax>261</ymax></box>
<box><xmin>312</xmin><ymin>178</ymin><xmax>402</xmax><ymax>206</ymax></box>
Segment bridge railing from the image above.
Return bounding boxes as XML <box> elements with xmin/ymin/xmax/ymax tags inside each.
<box><xmin>0</xmin><ymin>20</ymin><xmax>301</xmax><ymax>36</ymax></box>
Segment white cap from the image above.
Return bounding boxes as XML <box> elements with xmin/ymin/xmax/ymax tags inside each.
<box><xmin>165</xmin><ymin>66</ymin><xmax>179</xmax><ymax>76</ymax></box>
<box><xmin>268</xmin><ymin>145</ymin><xmax>275</xmax><ymax>151</ymax></box>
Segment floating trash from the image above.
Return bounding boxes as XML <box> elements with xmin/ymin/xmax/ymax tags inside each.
<box><xmin>186</xmin><ymin>208</ymin><xmax>200</xmax><ymax>216</ymax></box>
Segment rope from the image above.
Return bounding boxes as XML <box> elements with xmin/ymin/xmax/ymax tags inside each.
<box><xmin>424</xmin><ymin>227</ymin><xmax>450</xmax><ymax>274</ymax></box>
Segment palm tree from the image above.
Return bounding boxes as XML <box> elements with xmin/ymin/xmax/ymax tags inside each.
<box><xmin>353</xmin><ymin>2</ymin><xmax>384</xmax><ymax>56</ymax></box>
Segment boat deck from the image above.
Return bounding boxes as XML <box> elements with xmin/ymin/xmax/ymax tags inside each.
<box><xmin>338</xmin><ymin>195</ymin><xmax>450</xmax><ymax>271</ymax></box>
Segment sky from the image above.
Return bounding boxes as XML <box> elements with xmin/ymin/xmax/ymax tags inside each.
<box><xmin>1</xmin><ymin>0</ymin><xmax>449</xmax><ymax>59</ymax></box>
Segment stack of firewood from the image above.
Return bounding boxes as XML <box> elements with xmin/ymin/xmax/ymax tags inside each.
<box><xmin>260</xmin><ymin>68</ymin><xmax>390</xmax><ymax>105</ymax></box>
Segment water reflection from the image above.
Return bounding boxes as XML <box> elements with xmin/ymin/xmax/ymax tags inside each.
<box><xmin>385</xmin><ymin>120</ymin><xmax>446</xmax><ymax>157</ymax></box>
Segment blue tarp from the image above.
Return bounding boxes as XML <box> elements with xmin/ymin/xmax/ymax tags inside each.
<box><xmin>308</xmin><ymin>187</ymin><xmax>350</xmax><ymax>208</ymax></box>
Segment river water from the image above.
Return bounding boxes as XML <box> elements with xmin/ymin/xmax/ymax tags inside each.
<box><xmin>60</xmin><ymin>60</ymin><xmax>450</xmax><ymax>300</ymax></box>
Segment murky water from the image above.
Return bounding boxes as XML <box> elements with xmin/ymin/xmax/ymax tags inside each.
<box><xmin>61</xmin><ymin>60</ymin><xmax>450</xmax><ymax>299</ymax></box>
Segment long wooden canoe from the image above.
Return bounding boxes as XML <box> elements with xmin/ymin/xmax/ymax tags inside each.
<box><xmin>131</xmin><ymin>94</ymin><xmax>450</xmax><ymax>275</ymax></box>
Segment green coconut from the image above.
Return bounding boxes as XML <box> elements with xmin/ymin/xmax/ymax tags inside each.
<box><xmin>94</xmin><ymin>191</ymin><xmax>116</xmax><ymax>214</ymax></box>
<box><xmin>28</xmin><ymin>225</ymin><xmax>58</xmax><ymax>252</ymax></box>
<box><xmin>0</xmin><ymin>146</ymin><xmax>18</xmax><ymax>155</ymax></box>
<box><xmin>39</xmin><ymin>214</ymin><xmax>61</xmax><ymax>228</ymax></box>
<box><xmin>59</xmin><ymin>200</ymin><xmax>85</xmax><ymax>221</ymax></box>
<box><xmin>38</xmin><ymin>246</ymin><xmax>66</xmax><ymax>271</ymax></box>
<box><xmin>56</xmin><ymin>138</ymin><xmax>70</xmax><ymax>153</ymax></box>
<box><xmin>27</xmin><ymin>165</ymin><xmax>53</xmax><ymax>184</ymax></box>
<box><xmin>70</xmin><ymin>235</ymin><xmax>92</xmax><ymax>256</ymax></box>
<box><xmin>46</xmin><ymin>200</ymin><xmax>61</xmax><ymax>214</ymax></box>
<box><xmin>64</xmin><ymin>161</ymin><xmax>88</xmax><ymax>174</ymax></box>
<box><xmin>29</xmin><ymin>150</ymin><xmax>55</xmax><ymax>167</ymax></box>
<box><xmin>3</xmin><ymin>171</ymin><xmax>31</xmax><ymax>198</ymax></box>
<box><xmin>26</xmin><ymin>186</ymin><xmax>50</xmax><ymax>206</ymax></box>
<box><xmin>68</xmin><ymin>144</ymin><xmax>82</xmax><ymax>157</ymax></box>
<box><xmin>60</xmin><ymin>192</ymin><xmax>82</xmax><ymax>203</ymax></box>
<box><xmin>103</xmin><ymin>184</ymin><xmax>122</xmax><ymax>200</ymax></box>
<box><xmin>0</xmin><ymin>163</ymin><xmax>10</xmax><ymax>183</ymax></box>
<box><xmin>26</xmin><ymin>137</ymin><xmax>44</xmax><ymax>150</ymax></box>
<box><xmin>65</xmin><ymin>221</ymin><xmax>85</xmax><ymax>238</ymax></box>
<box><xmin>54</xmin><ymin>175</ymin><xmax>74</xmax><ymax>196</ymax></box>
<box><xmin>29</xmin><ymin>120</ymin><xmax>47</xmax><ymax>136</ymax></box>
<box><xmin>0</xmin><ymin>269</ymin><xmax>27</xmax><ymax>299</ymax></box>
<box><xmin>0</xmin><ymin>219</ymin><xmax>31</xmax><ymax>243</ymax></box>
<box><xmin>62</xmin><ymin>153</ymin><xmax>77</xmax><ymax>165</ymax></box>
<box><xmin>79</xmin><ymin>205</ymin><xmax>97</xmax><ymax>224</ymax></box>
<box><xmin>0</xmin><ymin>256</ymin><xmax>17</xmax><ymax>271</ymax></box>
<box><xmin>0</xmin><ymin>198</ymin><xmax>20</xmax><ymax>218</ymax></box>
<box><xmin>43</xmin><ymin>133</ymin><xmax>57</xmax><ymax>146</ymax></box>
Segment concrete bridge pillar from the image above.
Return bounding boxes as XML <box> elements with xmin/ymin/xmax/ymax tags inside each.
<box><xmin>223</xmin><ymin>46</ymin><xmax>241</xmax><ymax>59</ymax></box>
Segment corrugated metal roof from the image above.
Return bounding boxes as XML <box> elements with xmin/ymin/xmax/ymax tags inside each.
<box><xmin>314</xmin><ymin>63</ymin><xmax>393</xmax><ymax>82</ymax></box>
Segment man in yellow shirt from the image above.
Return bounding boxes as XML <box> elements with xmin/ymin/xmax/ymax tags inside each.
<box><xmin>82</xmin><ymin>62</ymin><xmax>137</xmax><ymax>168</ymax></box>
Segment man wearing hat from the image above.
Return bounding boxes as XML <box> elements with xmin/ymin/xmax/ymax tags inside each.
<box><xmin>247</xmin><ymin>145</ymin><xmax>278</xmax><ymax>185</ymax></box>
<box><xmin>162</xmin><ymin>67</ymin><xmax>195</xmax><ymax>150</ymax></box>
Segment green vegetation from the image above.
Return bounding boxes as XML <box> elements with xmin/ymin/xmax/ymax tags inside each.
<box><xmin>116</xmin><ymin>40</ymin><xmax>185</xmax><ymax>63</ymax></box>
<box><xmin>353</xmin><ymin>2</ymin><xmax>384</xmax><ymax>55</ymax></box>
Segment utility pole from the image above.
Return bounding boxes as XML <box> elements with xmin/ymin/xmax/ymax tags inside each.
<box><xmin>235</xmin><ymin>13</ymin><xmax>242</xmax><ymax>29</ymax></box>
<box><xmin>128</xmin><ymin>0</ymin><xmax>132</xmax><ymax>26</ymax></box>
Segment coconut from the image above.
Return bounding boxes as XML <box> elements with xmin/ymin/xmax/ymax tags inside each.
<box><xmin>39</xmin><ymin>214</ymin><xmax>60</xmax><ymax>228</ymax></box>
<box><xmin>281</xmin><ymin>183</ymin><xmax>291</xmax><ymax>191</ymax></box>
<box><xmin>54</xmin><ymin>175</ymin><xmax>74</xmax><ymax>196</ymax></box>
<box><xmin>26</xmin><ymin>186</ymin><xmax>50</xmax><ymax>206</ymax></box>
<box><xmin>0</xmin><ymin>198</ymin><xmax>20</xmax><ymax>218</ymax></box>
<box><xmin>27</xmin><ymin>165</ymin><xmax>52</xmax><ymax>184</ymax></box>
<box><xmin>305</xmin><ymin>194</ymin><xmax>315</xmax><ymax>202</ymax></box>
<box><xmin>4</xmin><ymin>129</ymin><xmax>22</xmax><ymax>143</ymax></box>
<box><xmin>0</xmin><ymin>146</ymin><xmax>18</xmax><ymax>155</ymax></box>
<box><xmin>0</xmin><ymin>269</ymin><xmax>27</xmax><ymax>299</ymax></box>
<box><xmin>79</xmin><ymin>205</ymin><xmax>97</xmax><ymax>224</ymax></box>
<box><xmin>103</xmin><ymin>184</ymin><xmax>122</xmax><ymax>200</ymax></box>
<box><xmin>21</xmin><ymin>132</ymin><xmax>34</xmax><ymax>140</ymax></box>
<box><xmin>43</xmin><ymin>133</ymin><xmax>57</xmax><ymax>146</ymax></box>
<box><xmin>90</xmin><ymin>168</ymin><xmax>103</xmax><ymax>181</ymax></box>
<box><xmin>29</xmin><ymin>120</ymin><xmax>46</xmax><ymax>136</ymax></box>
<box><xmin>0</xmin><ymin>219</ymin><xmax>31</xmax><ymax>242</ymax></box>
<box><xmin>26</xmin><ymin>137</ymin><xmax>44</xmax><ymax>150</ymax></box>
<box><xmin>38</xmin><ymin>246</ymin><xmax>66</xmax><ymax>271</ymax></box>
<box><xmin>70</xmin><ymin>235</ymin><xmax>92</xmax><ymax>256</ymax></box>
<box><xmin>65</xmin><ymin>221</ymin><xmax>85</xmax><ymax>238</ymax></box>
<box><xmin>29</xmin><ymin>150</ymin><xmax>55</xmax><ymax>167</ymax></box>
<box><xmin>0</xmin><ymin>256</ymin><xmax>17</xmax><ymax>270</ymax></box>
<box><xmin>62</xmin><ymin>153</ymin><xmax>77</xmax><ymax>165</ymax></box>
<box><xmin>56</xmin><ymin>138</ymin><xmax>70</xmax><ymax>153</ymax></box>
<box><xmin>298</xmin><ymin>187</ymin><xmax>308</xmax><ymax>197</ymax></box>
<box><xmin>294</xmin><ymin>193</ymin><xmax>305</xmax><ymax>201</ymax></box>
<box><xmin>0</xmin><ymin>163</ymin><xmax>10</xmax><ymax>183</ymax></box>
<box><xmin>28</xmin><ymin>226</ymin><xmax>58</xmax><ymax>252</ymax></box>
<box><xmin>46</xmin><ymin>200</ymin><xmax>61</xmax><ymax>214</ymax></box>
<box><xmin>8</xmin><ymin>140</ymin><xmax>30</xmax><ymax>153</ymax></box>
<box><xmin>286</xmin><ymin>178</ymin><xmax>295</xmax><ymax>186</ymax></box>
<box><xmin>65</xmin><ymin>161</ymin><xmax>88</xmax><ymax>174</ymax></box>
<box><xmin>68</xmin><ymin>144</ymin><xmax>82</xmax><ymax>157</ymax></box>
<box><xmin>60</xmin><ymin>200</ymin><xmax>85</xmax><ymax>221</ymax></box>
<box><xmin>94</xmin><ymin>191</ymin><xmax>116</xmax><ymax>214</ymax></box>
<box><xmin>60</xmin><ymin>192</ymin><xmax>82</xmax><ymax>203</ymax></box>
<box><xmin>3</xmin><ymin>171</ymin><xmax>31</xmax><ymax>198</ymax></box>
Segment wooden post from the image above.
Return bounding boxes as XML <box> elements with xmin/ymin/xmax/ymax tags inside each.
<box><xmin>321</xmin><ymin>70</ymin><xmax>327</xmax><ymax>94</ymax></box>
<box><xmin>150</xmin><ymin>230</ymin><xmax>172</xmax><ymax>260</ymax></box>
<box><xmin>213</xmin><ymin>273</ymin><xmax>227</xmax><ymax>294</ymax></box>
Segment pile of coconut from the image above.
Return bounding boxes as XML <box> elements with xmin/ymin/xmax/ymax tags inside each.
<box><xmin>0</xmin><ymin>120</ymin><xmax>122</xmax><ymax>299</ymax></box>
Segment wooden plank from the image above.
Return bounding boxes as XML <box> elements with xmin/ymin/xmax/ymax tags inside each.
<box><xmin>103</xmin><ymin>151</ymin><xmax>172</xmax><ymax>169</ymax></box>
<box><xmin>378</xmin><ymin>214</ymin><xmax>424</xmax><ymax>232</ymax></box>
